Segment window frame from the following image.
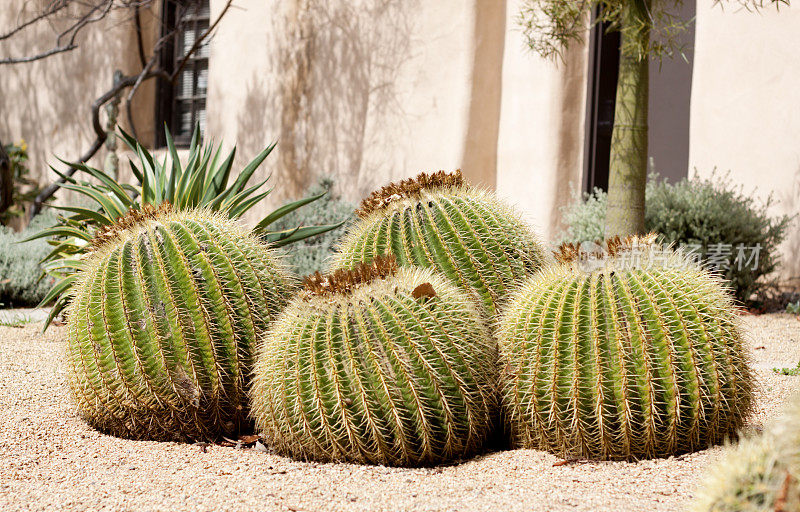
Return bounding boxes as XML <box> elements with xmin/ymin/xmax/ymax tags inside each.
<box><xmin>155</xmin><ymin>0</ymin><xmax>210</xmax><ymax>148</ymax></box>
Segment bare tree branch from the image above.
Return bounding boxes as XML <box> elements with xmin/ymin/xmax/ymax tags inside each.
<box><xmin>0</xmin><ymin>44</ymin><xmax>78</xmax><ymax>64</ymax></box>
<box><xmin>0</xmin><ymin>0</ymin><xmax>70</xmax><ymax>41</ymax></box>
<box><xmin>169</xmin><ymin>0</ymin><xmax>232</xmax><ymax>82</ymax></box>
<box><xmin>1</xmin><ymin>1</ymin><xmax>156</xmax><ymax>66</ymax></box>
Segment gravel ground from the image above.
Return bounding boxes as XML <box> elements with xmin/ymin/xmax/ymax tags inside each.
<box><xmin>1</xmin><ymin>313</ymin><xmax>799</xmax><ymax>512</ymax></box>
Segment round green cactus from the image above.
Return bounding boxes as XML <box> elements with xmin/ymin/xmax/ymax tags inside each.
<box><xmin>66</xmin><ymin>205</ymin><xmax>294</xmax><ymax>441</ymax></box>
<box><xmin>332</xmin><ymin>170</ymin><xmax>546</xmax><ymax>315</ymax></box>
<box><xmin>250</xmin><ymin>256</ymin><xmax>497</xmax><ymax>466</ymax></box>
<box><xmin>692</xmin><ymin>396</ymin><xmax>800</xmax><ymax>512</ymax></box>
<box><xmin>498</xmin><ymin>235</ymin><xmax>754</xmax><ymax>460</ymax></box>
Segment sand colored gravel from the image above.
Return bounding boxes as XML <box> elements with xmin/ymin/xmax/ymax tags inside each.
<box><xmin>1</xmin><ymin>313</ymin><xmax>799</xmax><ymax>511</ymax></box>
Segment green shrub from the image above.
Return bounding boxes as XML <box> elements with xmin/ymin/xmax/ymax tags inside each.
<box><xmin>271</xmin><ymin>177</ymin><xmax>354</xmax><ymax>276</ymax></box>
<box><xmin>788</xmin><ymin>301</ymin><xmax>800</xmax><ymax>315</ymax></box>
<box><xmin>558</xmin><ymin>173</ymin><xmax>793</xmax><ymax>303</ymax></box>
<box><xmin>0</xmin><ymin>211</ymin><xmax>58</xmax><ymax>307</ymax></box>
<box><xmin>559</xmin><ymin>186</ymin><xmax>607</xmax><ymax>244</ymax></box>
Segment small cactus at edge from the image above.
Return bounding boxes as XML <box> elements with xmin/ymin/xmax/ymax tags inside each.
<box><xmin>332</xmin><ymin>170</ymin><xmax>546</xmax><ymax>315</ymax></box>
<box><xmin>498</xmin><ymin>234</ymin><xmax>754</xmax><ymax>460</ymax></box>
<box><xmin>250</xmin><ymin>255</ymin><xmax>497</xmax><ymax>466</ymax></box>
<box><xmin>692</xmin><ymin>394</ymin><xmax>800</xmax><ymax>512</ymax></box>
<box><xmin>67</xmin><ymin>205</ymin><xmax>294</xmax><ymax>441</ymax></box>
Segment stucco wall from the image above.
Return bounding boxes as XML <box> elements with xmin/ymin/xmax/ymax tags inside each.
<box><xmin>0</xmin><ymin>3</ymin><xmax>156</xmax><ymax>201</ymax></box>
<box><xmin>496</xmin><ymin>0</ymin><xmax>588</xmax><ymax>242</ymax></box>
<box><xmin>0</xmin><ymin>0</ymin><xmax>588</xmax><ymax>244</ymax></box>
<box><xmin>4</xmin><ymin>1</ymin><xmax>798</xmax><ymax>278</ymax></box>
<box><xmin>690</xmin><ymin>2</ymin><xmax>800</xmax><ymax>282</ymax></box>
<box><xmin>208</xmin><ymin>0</ymin><xmax>477</xmax><ymax>227</ymax></box>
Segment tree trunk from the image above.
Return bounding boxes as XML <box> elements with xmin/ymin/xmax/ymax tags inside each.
<box><xmin>604</xmin><ymin>6</ymin><xmax>650</xmax><ymax>238</ymax></box>
<box><xmin>0</xmin><ymin>138</ymin><xmax>12</xmax><ymax>219</ymax></box>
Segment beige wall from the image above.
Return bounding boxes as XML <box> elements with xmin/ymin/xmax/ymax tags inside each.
<box><xmin>207</xmin><ymin>0</ymin><xmax>477</xmax><ymax>227</ymax></box>
<box><xmin>207</xmin><ymin>0</ymin><xmax>588</xmax><ymax>237</ymax></box>
<box><xmin>0</xmin><ymin>0</ymin><xmax>587</xmax><ymax>243</ymax></box>
<box><xmin>496</xmin><ymin>0</ymin><xmax>588</xmax><ymax>241</ymax></box>
<box><xmin>690</xmin><ymin>2</ymin><xmax>800</xmax><ymax>282</ymax></box>
<box><xmin>0</xmin><ymin>2</ymin><xmax>157</xmax><ymax>203</ymax></box>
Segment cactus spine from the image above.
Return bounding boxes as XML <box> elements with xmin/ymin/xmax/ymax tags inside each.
<box><xmin>251</xmin><ymin>256</ymin><xmax>497</xmax><ymax>466</ymax></box>
<box><xmin>332</xmin><ymin>170</ymin><xmax>545</xmax><ymax>315</ymax></box>
<box><xmin>67</xmin><ymin>206</ymin><xmax>294</xmax><ymax>441</ymax></box>
<box><xmin>498</xmin><ymin>235</ymin><xmax>754</xmax><ymax>460</ymax></box>
<box><xmin>692</xmin><ymin>395</ymin><xmax>800</xmax><ymax>512</ymax></box>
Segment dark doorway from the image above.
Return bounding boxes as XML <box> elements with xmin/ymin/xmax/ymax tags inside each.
<box><xmin>583</xmin><ymin>11</ymin><xmax>620</xmax><ymax>194</ymax></box>
<box><xmin>648</xmin><ymin>1</ymin><xmax>695</xmax><ymax>184</ymax></box>
<box><xmin>583</xmin><ymin>4</ymin><xmax>695</xmax><ymax>192</ymax></box>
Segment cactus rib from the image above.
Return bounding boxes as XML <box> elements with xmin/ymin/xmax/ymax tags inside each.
<box><xmin>333</xmin><ymin>170</ymin><xmax>546</xmax><ymax>315</ymax></box>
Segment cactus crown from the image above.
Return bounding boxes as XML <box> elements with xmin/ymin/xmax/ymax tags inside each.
<box><xmin>355</xmin><ymin>169</ymin><xmax>465</xmax><ymax>218</ymax></box>
<box><xmin>554</xmin><ymin>232</ymin><xmax>660</xmax><ymax>264</ymax></box>
<box><xmin>90</xmin><ymin>202</ymin><xmax>174</xmax><ymax>251</ymax></box>
<box><xmin>301</xmin><ymin>254</ymin><xmax>398</xmax><ymax>298</ymax></box>
<box><xmin>551</xmin><ymin>232</ymin><xmax>692</xmax><ymax>275</ymax></box>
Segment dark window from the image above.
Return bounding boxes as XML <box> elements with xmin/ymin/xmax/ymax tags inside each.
<box><xmin>156</xmin><ymin>0</ymin><xmax>210</xmax><ymax>147</ymax></box>
<box><xmin>583</xmin><ymin>8</ymin><xmax>620</xmax><ymax>194</ymax></box>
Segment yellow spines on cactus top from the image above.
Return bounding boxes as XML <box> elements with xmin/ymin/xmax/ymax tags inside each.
<box><xmin>332</xmin><ymin>170</ymin><xmax>546</xmax><ymax>316</ymax></box>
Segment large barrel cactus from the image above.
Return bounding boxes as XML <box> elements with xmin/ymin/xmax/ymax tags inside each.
<box><xmin>251</xmin><ymin>256</ymin><xmax>497</xmax><ymax>466</ymax></box>
<box><xmin>332</xmin><ymin>170</ymin><xmax>545</xmax><ymax>315</ymax></box>
<box><xmin>66</xmin><ymin>205</ymin><xmax>294</xmax><ymax>441</ymax></box>
<box><xmin>692</xmin><ymin>396</ymin><xmax>800</xmax><ymax>512</ymax></box>
<box><xmin>498</xmin><ymin>235</ymin><xmax>754</xmax><ymax>460</ymax></box>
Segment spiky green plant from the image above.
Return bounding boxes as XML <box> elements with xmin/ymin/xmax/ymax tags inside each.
<box><xmin>498</xmin><ymin>234</ymin><xmax>754</xmax><ymax>460</ymax></box>
<box><xmin>332</xmin><ymin>170</ymin><xmax>546</xmax><ymax>316</ymax></box>
<box><xmin>67</xmin><ymin>205</ymin><xmax>294</xmax><ymax>441</ymax></box>
<box><xmin>692</xmin><ymin>395</ymin><xmax>800</xmax><ymax>512</ymax></box>
<box><xmin>251</xmin><ymin>256</ymin><xmax>497</xmax><ymax>466</ymax></box>
<box><xmin>26</xmin><ymin>126</ymin><xmax>342</xmax><ymax>328</ymax></box>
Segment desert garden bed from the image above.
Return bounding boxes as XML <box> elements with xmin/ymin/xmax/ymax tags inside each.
<box><xmin>2</xmin><ymin>313</ymin><xmax>798</xmax><ymax>512</ymax></box>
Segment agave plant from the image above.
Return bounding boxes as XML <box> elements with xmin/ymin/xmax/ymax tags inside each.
<box><xmin>26</xmin><ymin>126</ymin><xmax>342</xmax><ymax>328</ymax></box>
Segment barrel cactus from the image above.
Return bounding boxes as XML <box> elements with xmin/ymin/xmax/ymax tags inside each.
<box><xmin>692</xmin><ymin>396</ymin><xmax>800</xmax><ymax>512</ymax></box>
<box><xmin>251</xmin><ymin>255</ymin><xmax>497</xmax><ymax>466</ymax></box>
<box><xmin>332</xmin><ymin>170</ymin><xmax>546</xmax><ymax>315</ymax></box>
<box><xmin>498</xmin><ymin>234</ymin><xmax>754</xmax><ymax>460</ymax></box>
<box><xmin>66</xmin><ymin>205</ymin><xmax>294</xmax><ymax>441</ymax></box>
